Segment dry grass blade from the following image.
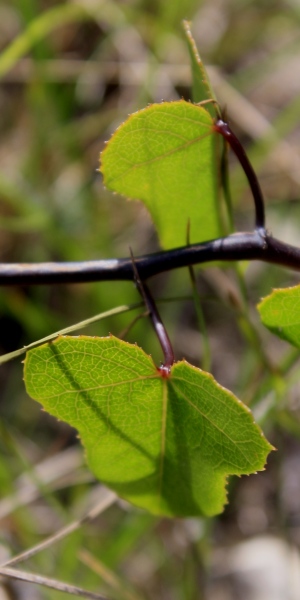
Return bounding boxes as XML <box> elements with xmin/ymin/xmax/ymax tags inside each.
<box><xmin>0</xmin><ymin>304</ymin><xmax>142</xmax><ymax>365</ymax></box>
<box><xmin>0</xmin><ymin>447</ymin><xmax>85</xmax><ymax>521</ymax></box>
<box><xmin>1</xmin><ymin>488</ymin><xmax>117</xmax><ymax>568</ymax></box>
<box><xmin>0</xmin><ymin>566</ymin><xmax>111</xmax><ymax>600</ymax></box>
<box><xmin>80</xmin><ymin>549</ymin><xmax>144</xmax><ymax>600</ymax></box>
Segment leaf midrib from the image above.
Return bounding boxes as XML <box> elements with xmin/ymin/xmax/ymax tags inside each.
<box><xmin>33</xmin><ymin>373</ymin><xmax>159</xmax><ymax>400</ymax></box>
<box><xmin>158</xmin><ymin>378</ymin><xmax>168</xmax><ymax>503</ymax></box>
<box><xmin>106</xmin><ymin>131</ymin><xmax>213</xmax><ymax>185</ymax></box>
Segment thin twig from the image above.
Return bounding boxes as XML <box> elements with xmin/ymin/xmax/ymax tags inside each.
<box><xmin>118</xmin><ymin>310</ymin><xmax>149</xmax><ymax>340</ymax></box>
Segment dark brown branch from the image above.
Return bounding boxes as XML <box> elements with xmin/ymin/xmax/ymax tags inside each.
<box><xmin>0</xmin><ymin>231</ymin><xmax>299</xmax><ymax>286</ymax></box>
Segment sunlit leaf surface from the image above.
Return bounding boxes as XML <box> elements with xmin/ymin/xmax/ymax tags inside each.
<box><xmin>100</xmin><ymin>101</ymin><xmax>221</xmax><ymax>249</ymax></box>
<box><xmin>258</xmin><ymin>284</ymin><xmax>300</xmax><ymax>348</ymax></box>
<box><xmin>24</xmin><ymin>335</ymin><xmax>272</xmax><ymax>517</ymax></box>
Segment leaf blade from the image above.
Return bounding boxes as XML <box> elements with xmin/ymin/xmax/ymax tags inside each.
<box><xmin>100</xmin><ymin>100</ymin><xmax>221</xmax><ymax>249</ymax></box>
<box><xmin>24</xmin><ymin>335</ymin><xmax>273</xmax><ymax>517</ymax></box>
<box><xmin>258</xmin><ymin>284</ymin><xmax>300</xmax><ymax>348</ymax></box>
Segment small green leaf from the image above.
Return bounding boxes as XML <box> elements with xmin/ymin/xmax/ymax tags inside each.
<box><xmin>182</xmin><ymin>20</ymin><xmax>220</xmax><ymax>117</ymax></box>
<box><xmin>24</xmin><ymin>335</ymin><xmax>273</xmax><ymax>517</ymax></box>
<box><xmin>100</xmin><ymin>100</ymin><xmax>221</xmax><ymax>249</ymax></box>
<box><xmin>258</xmin><ymin>284</ymin><xmax>300</xmax><ymax>348</ymax></box>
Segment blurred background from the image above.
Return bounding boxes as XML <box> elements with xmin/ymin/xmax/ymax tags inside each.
<box><xmin>1</xmin><ymin>0</ymin><xmax>300</xmax><ymax>598</ymax></box>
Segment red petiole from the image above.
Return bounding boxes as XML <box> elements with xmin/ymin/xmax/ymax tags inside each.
<box><xmin>214</xmin><ymin>119</ymin><xmax>265</xmax><ymax>232</ymax></box>
<box><xmin>130</xmin><ymin>250</ymin><xmax>174</xmax><ymax>378</ymax></box>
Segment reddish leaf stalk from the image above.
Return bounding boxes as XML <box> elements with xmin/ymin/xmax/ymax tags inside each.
<box><xmin>130</xmin><ymin>251</ymin><xmax>174</xmax><ymax>377</ymax></box>
<box><xmin>214</xmin><ymin>119</ymin><xmax>265</xmax><ymax>232</ymax></box>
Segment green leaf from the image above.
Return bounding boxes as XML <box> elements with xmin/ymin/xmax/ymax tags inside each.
<box><xmin>258</xmin><ymin>284</ymin><xmax>300</xmax><ymax>348</ymax></box>
<box><xmin>100</xmin><ymin>100</ymin><xmax>221</xmax><ymax>249</ymax></box>
<box><xmin>182</xmin><ymin>20</ymin><xmax>220</xmax><ymax>117</ymax></box>
<box><xmin>24</xmin><ymin>335</ymin><xmax>273</xmax><ymax>518</ymax></box>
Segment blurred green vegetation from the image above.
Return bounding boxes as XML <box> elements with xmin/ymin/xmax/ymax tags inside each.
<box><xmin>1</xmin><ymin>1</ymin><xmax>300</xmax><ymax>599</ymax></box>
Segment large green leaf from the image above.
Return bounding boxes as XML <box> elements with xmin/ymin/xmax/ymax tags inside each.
<box><xmin>258</xmin><ymin>284</ymin><xmax>300</xmax><ymax>348</ymax></box>
<box><xmin>24</xmin><ymin>335</ymin><xmax>272</xmax><ymax>517</ymax></box>
<box><xmin>100</xmin><ymin>101</ymin><xmax>221</xmax><ymax>249</ymax></box>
